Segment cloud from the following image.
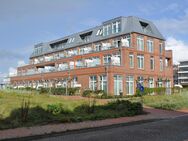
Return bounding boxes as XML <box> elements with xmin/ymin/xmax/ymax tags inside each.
<box><xmin>8</xmin><ymin>67</ymin><xmax>17</xmax><ymax>77</ymax></box>
<box><xmin>166</xmin><ymin>37</ymin><xmax>188</xmax><ymax>64</ymax></box>
<box><xmin>155</xmin><ymin>10</ymin><xmax>188</xmax><ymax>35</ymax></box>
<box><xmin>17</xmin><ymin>60</ymin><xmax>26</xmax><ymax>67</ymax></box>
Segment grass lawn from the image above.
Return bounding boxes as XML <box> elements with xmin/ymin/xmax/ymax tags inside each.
<box><xmin>0</xmin><ymin>89</ymin><xmax>89</xmax><ymax>119</ymax></box>
<box><xmin>0</xmin><ymin>89</ymin><xmax>143</xmax><ymax>130</ymax></box>
<box><xmin>143</xmin><ymin>90</ymin><xmax>188</xmax><ymax>110</ymax></box>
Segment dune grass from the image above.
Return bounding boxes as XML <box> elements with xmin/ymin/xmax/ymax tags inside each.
<box><xmin>0</xmin><ymin>89</ymin><xmax>143</xmax><ymax>130</ymax></box>
<box><xmin>0</xmin><ymin>89</ymin><xmax>87</xmax><ymax>119</ymax></box>
<box><xmin>143</xmin><ymin>90</ymin><xmax>188</xmax><ymax>110</ymax></box>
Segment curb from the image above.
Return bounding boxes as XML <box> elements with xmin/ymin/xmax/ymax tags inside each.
<box><xmin>0</xmin><ymin>118</ymin><xmax>163</xmax><ymax>141</ymax></box>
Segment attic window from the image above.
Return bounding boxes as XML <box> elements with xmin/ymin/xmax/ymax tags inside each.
<box><xmin>68</xmin><ymin>37</ymin><xmax>75</xmax><ymax>43</ymax></box>
<box><xmin>80</xmin><ymin>31</ymin><xmax>92</xmax><ymax>42</ymax></box>
<box><xmin>96</xmin><ymin>29</ymin><xmax>103</xmax><ymax>36</ymax></box>
<box><xmin>139</xmin><ymin>21</ymin><xmax>152</xmax><ymax>33</ymax></box>
<box><xmin>50</xmin><ymin>39</ymin><xmax>68</xmax><ymax>49</ymax></box>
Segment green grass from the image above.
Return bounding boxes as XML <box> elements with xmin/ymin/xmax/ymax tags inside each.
<box><xmin>0</xmin><ymin>89</ymin><xmax>87</xmax><ymax>119</ymax></box>
<box><xmin>0</xmin><ymin>89</ymin><xmax>143</xmax><ymax>130</ymax></box>
<box><xmin>143</xmin><ymin>90</ymin><xmax>188</xmax><ymax>110</ymax></box>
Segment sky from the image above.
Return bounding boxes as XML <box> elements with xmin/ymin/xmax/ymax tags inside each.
<box><xmin>0</xmin><ymin>0</ymin><xmax>188</xmax><ymax>80</ymax></box>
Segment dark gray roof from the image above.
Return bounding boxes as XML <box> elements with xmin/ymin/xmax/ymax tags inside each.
<box><xmin>30</xmin><ymin>16</ymin><xmax>165</xmax><ymax>58</ymax></box>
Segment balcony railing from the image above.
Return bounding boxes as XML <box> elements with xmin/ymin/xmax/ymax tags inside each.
<box><xmin>31</xmin><ymin>44</ymin><xmax>129</xmax><ymax>65</ymax></box>
<box><xmin>14</xmin><ymin>63</ymin><xmax>122</xmax><ymax>77</ymax></box>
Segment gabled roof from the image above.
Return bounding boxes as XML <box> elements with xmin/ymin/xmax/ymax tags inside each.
<box><xmin>30</xmin><ymin>16</ymin><xmax>165</xmax><ymax>58</ymax></box>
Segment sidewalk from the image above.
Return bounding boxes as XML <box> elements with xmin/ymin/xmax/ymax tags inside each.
<box><xmin>0</xmin><ymin>108</ymin><xmax>188</xmax><ymax>140</ymax></box>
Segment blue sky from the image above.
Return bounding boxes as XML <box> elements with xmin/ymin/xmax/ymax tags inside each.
<box><xmin>0</xmin><ymin>0</ymin><xmax>188</xmax><ymax>79</ymax></box>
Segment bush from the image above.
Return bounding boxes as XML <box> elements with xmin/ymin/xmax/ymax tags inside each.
<box><xmin>82</xmin><ymin>90</ymin><xmax>107</xmax><ymax>97</ymax></box>
<box><xmin>39</xmin><ymin>88</ymin><xmax>50</xmax><ymax>94</ymax></box>
<box><xmin>82</xmin><ymin>90</ymin><xmax>93</xmax><ymax>97</ymax></box>
<box><xmin>47</xmin><ymin>103</ymin><xmax>71</xmax><ymax>115</ymax></box>
<box><xmin>68</xmin><ymin>87</ymin><xmax>79</xmax><ymax>95</ymax></box>
<box><xmin>51</xmin><ymin>88</ymin><xmax>66</xmax><ymax>95</ymax></box>
<box><xmin>136</xmin><ymin>87</ymin><xmax>167</xmax><ymax>96</ymax></box>
<box><xmin>102</xmin><ymin>100</ymin><xmax>143</xmax><ymax>115</ymax></box>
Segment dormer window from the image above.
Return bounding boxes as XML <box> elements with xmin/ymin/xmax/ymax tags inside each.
<box><xmin>50</xmin><ymin>39</ymin><xmax>68</xmax><ymax>49</ymax></box>
<box><xmin>103</xmin><ymin>24</ymin><xmax>110</xmax><ymax>36</ymax></box>
<box><xmin>112</xmin><ymin>21</ymin><xmax>121</xmax><ymax>34</ymax></box>
<box><xmin>139</xmin><ymin>21</ymin><xmax>152</xmax><ymax>33</ymax></box>
<box><xmin>96</xmin><ymin>29</ymin><xmax>103</xmax><ymax>36</ymax></box>
<box><xmin>80</xmin><ymin>31</ymin><xmax>92</xmax><ymax>43</ymax></box>
<box><xmin>68</xmin><ymin>37</ymin><xmax>75</xmax><ymax>43</ymax></box>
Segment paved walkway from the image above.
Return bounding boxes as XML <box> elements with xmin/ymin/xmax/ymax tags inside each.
<box><xmin>0</xmin><ymin>108</ymin><xmax>188</xmax><ymax>140</ymax></box>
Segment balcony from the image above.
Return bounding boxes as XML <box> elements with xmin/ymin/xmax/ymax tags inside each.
<box><xmin>29</xmin><ymin>39</ymin><xmax>130</xmax><ymax>66</ymax></box>
<box><xmin>178</xmin><ymin>77</ymin><xmax>188</xmax><ymax>80</ymax></box>
<box><xmin>178</xmin><ymin>71</ymin><xmax>188</xmax><ymax>74</ymax></box>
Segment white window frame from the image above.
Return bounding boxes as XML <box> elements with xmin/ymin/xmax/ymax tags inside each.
<box><xmin>137</xmin><ymin>55</ymin><xmax>144</xmax><ymax>69</ymax></box>
<box><xmin>112</xmin><ymin>21</ymin><xmax>121</xmax><ymax>34</ymax></box>
<box><xmin>150</xmin><ymin>57</ymin><xmax>155</xmax><ymax>70</ymax></box>
<box><xmin>147</xmin><ymin>40</ymin><xmax>154</xmax><ymax>53</ymax></box>
<box><xmin>99</xmin><ymin>75</ymin><xmax>107</xmax><ymax>92</ymax></box>
<box><xmin>103</xmin><ymin>24</ymin><xmax>111</xmax><ymax>36</ymax></box>
<box><xmin>148</xmin><ymin>78</ymin><xmax>154</xmax><ymax>88</ymax></box>
<box><xmin>114</xmin><ymin>75</ymin><xmax>123</xmax><ymax>96</ymax></box>
<box><xmin>89</xmin><ymin>76</ymin><xmax>97</xmax><ymax>90</ymax></box>
<box><xmin>126</xmin><ymin>76</ymin><xmax>134</xmax><ymax>95</ymax></box>
<box><xmin>129</xmin><ymin>54</ymin><xmax>134</xmax><ymax>68</ymax></box>
<box><xmin>103</xmin><ymin>55</ymin><xmax>111</xmax><ymax>65</ymax></box>
<box><xmin>137</xmin><ymin>36</ymin><xmax>144</xmax><ymax>51</ymax></box>
<box><xmin>160</xmin><ymin>58</ymin><xmax>163</xmax><ymax>71</ymax></box>
<box><xmin>159</xmin><ymin>43</ymin><xmax>163</xmax><ymax>54</ymax></box>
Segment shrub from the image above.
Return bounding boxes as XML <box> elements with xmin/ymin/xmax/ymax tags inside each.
<box><xmin>39</xmin><ymin>88</ymin><xmax>50</xmax><ymax>94</ymax></box>
<box><xmin>51</xmin><ymin>88</ymin><xmax>66</xmax><ymax>95</ymax></box>
<box><xmin>68</xmin><ymin>87</ymin><xmax>79</xmax><ymax>95</ymax></box>
<box><xmin>47</xmin><ymin>103</ymin><xmax>63</xmax><ymax>115</ymax></box>
<box><xmin>82</xmin><ymin>90</ymin><xmax>107</xmax><ymax>97</ymax></box>
<box><xmin>82</xmin><ymin>90</ymin><xmax>93</xmax><ymax>97</ymax></box>
<box><xmin>50</xmin><ymin>87</ymin><xmax>79</xmax><ymax>95</ymax></box>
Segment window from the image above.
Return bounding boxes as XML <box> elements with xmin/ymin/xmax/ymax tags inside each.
<box><xmin>94</xmin><ymin>44</ymin><xmax>101</xmax><ymax>52</ymax></box>
<box><xmin>159</xmin><ymin>43</ymin><xmax>163</xmax><ymax>54</ymax></box>
<box><xmin>147</xmin><ymin>40</ymin><xmax>154</xmax><ymax>53</ymax></box>
<box><xmin>137</xmin><ymin>36</ymin><xmax>144</xmax><ymax>51</ymax></box>
<box><xmin>96</xmin><ymin>29</ymin><xmax>103</xmax><ymax>36</ymax></box>
<box><xmin>103</xmin><ymin>24</ymin><xmax>110</xmax><ymax>36</ymax></box>
<box><xmin>103</xmin><ymin>55</ymin><xmax>111</xmax><ymax>65</ymax></box>
<box><xmin>99</xmin><ymin>75</ymin><xmax>107</xmax><ymax>92</ymax></box>
<box><xmin>85</xmin><ymin>57</ymin><xmax>101</xmax><ymax>67</ymax></box>
<box><xmin>158</xmin><ymin>78</ymin><xmax>163</xmax><ymax>87</ymax></box>
<box><xmin>126</xmin><ymin>76</ymin><xmax>134</xmax><ymax>95</ymax></box>
<box><xmin>113</xmin><ymin>39</ymin><xmax>121</xmax><ymax>48</ymax></box>
<box><xmin>160</xmin><ymin>58</ymin><xmax>163</xmax><ymax>71</ymax></box>
<box><xmin>148</xmin><ymin>78</ymin><xmax>154</xmax><ymax>88</ymax></box>
<box><xmin>58</xmin><ymin>63</ymin><xmax>68</xmax><ymax>71</ymax></box>
<box><xmin>137</xmin><ymin>55</ymin><xmax>144</xmax><ymax>69</ymax></box>
<box><xmin>111</xmin><ymin>53</ymin><xmax>121</xmax><ymax>66</ymax></box>
<box><xmin>69</xmin><ymin>61</ymin><xmax>74</xmax><ymax>69</ymax></box>
<box><xmin>150</xmin><ymin>57</ymin><xmax>154</xmax><ymax>70</ymax></box>
<box><xmin>124</xmin><ymin>34</ymin><xmax>131</xmax><ymax>47</ymax></box>
<box><xmin>129</xmin><ymin>54</ymin><xmax>134</xmax><ymax>68</ymax></box>
<box><xmin>89</xmin><ymin>76</ymin><xmax>97</xmax><ymax>90</ymax></box>
<box><xmin>137</xmin><ymin>76</ymin><xmax>144</xmax><ymax>86</ymax></box>
<box><xmin>68</xmin><ymin>37</ymin><xmax>75</xmax><ymax>43</ymax></box>
<box><xmin>166</xmin><ymin>80</ymin><xmax>171</xmax><ymax>88</ymax></box>
<box><xmin>71</xmin><ymin>77</ymin><xmax>78</xmax><ymax>87</ymax></box>
<box><xmin>114</xmin><ymin>75</ymin><xmax>123</xmax><ymax>95</ymax></box>
<box><xmin>79</xmin><ymin>46</ymin><xmax>92</xmax><ymax>55</ymax></box>
<box><xmin>76</xmin><ymin>59</ymin><xmax>84</xmax><ymax>68</ymax></box>
<box><xmin>112</xmin><ymin>21</ymin><xmax>121</xmax><ymax>34</ymax></box>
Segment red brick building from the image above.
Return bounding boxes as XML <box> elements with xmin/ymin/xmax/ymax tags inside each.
<box><xmin>10</xmin><ymin>16</ymin><xmax>173</xmax><ymax>96</ymax></box>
